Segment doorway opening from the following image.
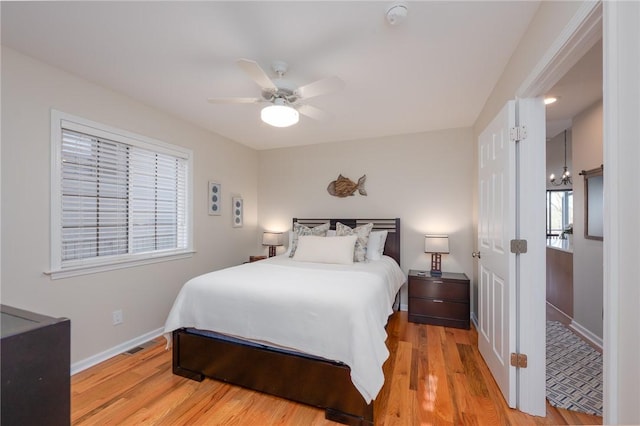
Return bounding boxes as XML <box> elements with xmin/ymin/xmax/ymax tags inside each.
<box><xmin>544</xmin><ymin>37</ymin><xmax>603</xmax><ymax>417</ymax></box>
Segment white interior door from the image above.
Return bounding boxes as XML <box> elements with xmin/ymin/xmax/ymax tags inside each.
<box><xmin>477</xmin><ymin>100</ymin><xmax>517</xmax><ymax>407</ymax></box>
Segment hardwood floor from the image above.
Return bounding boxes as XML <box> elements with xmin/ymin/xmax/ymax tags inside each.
<box><xmin>72</xmin><ymin>312</ymin><xmax>602</xmax><ymax>425</ymax></box>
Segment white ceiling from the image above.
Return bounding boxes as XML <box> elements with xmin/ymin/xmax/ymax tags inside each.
<box><xmin>2</xmin><ymin>1</ymin><xmax>548</xmax><ymax>150</ymax></box>
<box><xmin>545</xmin><ymin>39</ymin><xmax>603</xmax><ymax>139</ymax></box>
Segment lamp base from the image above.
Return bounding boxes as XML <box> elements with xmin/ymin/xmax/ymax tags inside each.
<box><xmin>430</xmin><ymin>253</ymin><xmax>442</xmax><ymax>276</ymax></box>
<box><xmin>268</xmin><ymin>246</ymin><xmax>276</xmax><ymax>257</ymax></box>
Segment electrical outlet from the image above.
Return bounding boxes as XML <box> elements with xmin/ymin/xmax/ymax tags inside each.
<box><xmin>112</xmin><ymin>309</ymin><xmax>123</xmax><ymax>326</ymax></box>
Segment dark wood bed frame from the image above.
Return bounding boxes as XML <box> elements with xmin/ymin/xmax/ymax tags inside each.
<box><xmin>172</xmin><ymin>218</ymin><xmax>401</xmax><ymax>425</ymax></box>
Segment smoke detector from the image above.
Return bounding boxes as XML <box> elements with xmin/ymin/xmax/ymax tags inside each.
<box><xmin>386</xmin><ymin>2</ymin><xmax>408</xmax><ymax>26</ymax></box>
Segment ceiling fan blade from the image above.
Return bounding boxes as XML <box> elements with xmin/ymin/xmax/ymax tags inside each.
<box><xmin>297</xmin><ymin>104</ymin><xmax>331</xmax><ymax>121</ymax></box>
<box><xmin>207</xmin><ymin>97</ymin><xmax>261</xmax><ymax>104</ymax></box>
<box><xmin>237</xmin><ymin>59</ymin><xmax>277</xmax><ymax>92</ymax></box>
<box><xmin>296</xmin><ymin>76</ymin><xmax>345</xmax><ymax>99</ymax></box>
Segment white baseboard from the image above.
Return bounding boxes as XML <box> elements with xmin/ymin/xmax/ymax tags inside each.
<box><xmin>399</xmin><ymin>303</ymin><xmax>408</xmax><ymax>312</ymax></box>
<box><xmin>546</xmin><ymin>301</ymin><xmax>573</xmax><ymax>323</ymax></box>
<box><xmin>471</xmin><ymin>311</ymin><xmax>478</xmax><ymax>329</ymax></box>
<box><xmin>70</xmin><ymin>327</ymin><xmax>165</xmax><ymax>375</ymax></box>
<box><xmin>569</xmin><ymin>319</ymin><xmax>603</xmax><ymax>350</ymax></box>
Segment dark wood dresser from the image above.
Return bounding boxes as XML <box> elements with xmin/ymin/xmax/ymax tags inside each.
<box><xmin>1</xmin><ymin>304</ymin><xmax>70</xmax><ymax>426</ymax></box>
<box><xmin>408</xmin><ymin>270</ymin><xmax>470</xmax><ymax>329</ymax></box>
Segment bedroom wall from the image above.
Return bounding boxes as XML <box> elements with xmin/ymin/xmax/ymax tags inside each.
<box><xmin>471</xmin><ymin>0</ymin><xmax>586</xmax><ymax>319</ymax></box>
<box><xmin>471</xmin><ymin>1</ymin><xmax>581</xmax><ymax>315</ymax></box>
<box><xmin>256</xmin><ymin>128</ymin><xmax>475</xmax><ymax>307</ymax></box>
<box><xmin>474</xmin><ymin>1</ymin><xmax>586</xmax><ymax>133</ymax></box>
<box><xmin>0</xmin><ymin>47</ymin><xmax>259</xmax><ymax>365</ymax></box>
<box><xmin>571</xmin><ymin>99</ymin><xmax>603</xmax><ymax>340</ymax></box>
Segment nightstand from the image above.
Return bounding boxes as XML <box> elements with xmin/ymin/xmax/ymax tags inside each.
<box><xmin>249</xmin><ymin>255</ymin><xmax>267</xmax><ymax>263</ymax></box>
<box><xmin>408</xmin><ymin>270</ymin><xmax>470</xmax><ymax>329</ymax></box>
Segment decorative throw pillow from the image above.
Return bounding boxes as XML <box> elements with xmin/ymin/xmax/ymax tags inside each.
<box><xmin>366</xmin><ymin>230</ymin><xmax>389</xmax><ymax>261</ymax></box>
<box><xmin>335</xmin><ymin>222</ymin><xmax>373</xmax><ymax>262</ymax></box>
<box><xmin>288</xmin><ymin>222</ymin><xmax>330</xmax><ymax>257</ymax></box>
<box><xmin>292</xmin><ymin>235</ymin><xmax>357</xmax><ymax>265</ymax></box>
<box><xmin>283</xmin><ymin>230</ymin><xmax>294</xmax><ymax>256</ymax></box>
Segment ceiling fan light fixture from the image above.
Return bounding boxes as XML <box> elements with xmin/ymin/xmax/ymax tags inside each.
<box><xmin>261</xmin><ymin>100</ymin><xmax>299</xmax><ymax>127</ymax></box>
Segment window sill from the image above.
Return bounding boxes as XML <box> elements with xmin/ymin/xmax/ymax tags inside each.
<box><xmin>45</xmin><ymin>251</ymin><xmax>195</xmax><ymax>280</ymax></box>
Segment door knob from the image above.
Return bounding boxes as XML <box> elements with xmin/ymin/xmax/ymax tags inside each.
<box><xmin>472</xmin><ymin>251</ymin><xmax>481</xmax><ymax>259</ymax></box>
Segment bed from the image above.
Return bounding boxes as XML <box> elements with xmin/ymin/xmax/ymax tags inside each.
<box><xmin>165</xmin><ymin>218</ymin><xmax>402</xmax><ymax>425</ymax></box>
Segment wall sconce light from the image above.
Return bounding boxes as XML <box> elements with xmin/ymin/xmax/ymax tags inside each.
<box><xmin>262</xmin><ymin>232</ymin><xmax>284</xmax><ymax>257</ymax></box>
<box><xmin>424</xmin><ymin>234</ymin><xmax>449</xmax><ymax>277</ymax></box>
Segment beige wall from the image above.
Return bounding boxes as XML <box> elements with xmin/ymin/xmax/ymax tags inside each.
<box><xmin>471</xmin><ymin>0</ymin><xmax>585</xmax><ymax>317</ymax></box>
<box><xmin>257</xmin><ymin>128</ymin><xmax>475</xmax><ymax>307</ymax></box>
<box><xmin>571</xmin><ymin>100</ymin><xmax>603</xmax><ymax>338</ymax></box>
<box><xmin>474</xmin><ymin>1</ymin><xmax>585</xmax><ymax>135</ymax></box>
<box><xmin>1</xmin><ymin>47</ymin><xmax>259</xmax><ymax>364</ymax></box>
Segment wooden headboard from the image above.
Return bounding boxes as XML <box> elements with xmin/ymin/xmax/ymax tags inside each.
<box><xmin>292</xmin><ymin>218</ymin><xmax>401</xmax><ymax>266</ymax></box>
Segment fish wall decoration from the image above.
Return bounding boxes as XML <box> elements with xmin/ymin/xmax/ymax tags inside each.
<box><xmin>327</xmin><ymin>174</ymin><xmax>367</xmax><ymax>198</ymax></box>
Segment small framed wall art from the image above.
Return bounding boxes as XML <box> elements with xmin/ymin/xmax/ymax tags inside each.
<box><xmin>208</xmin><ymin>181</ymin><xmax>221</xmax><ymax>215</ymax></box>
<box><xmin>232</xmin><ymin>196</ymin><xmax>243</xmax><ymax>227</ymax></box>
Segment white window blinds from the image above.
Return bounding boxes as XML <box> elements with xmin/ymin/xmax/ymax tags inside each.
<box><xmin>61</xmin><ymin>129</ymin><xmax>130</xmax><ymax>261</ymax></box>
<box><xmin>129</xmin><ymin>147</ymin><xmax>188</xmax><ymax>254</ymax></box>
<box><xmin>51</xmin><ymin>111</ymin><xmax>192</xmax><ymax>276</ymax></box>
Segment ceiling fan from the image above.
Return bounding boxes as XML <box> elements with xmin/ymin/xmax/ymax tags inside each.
<box><xmin>208</xmin><ymin>59</ymin><xmax>344</xmax><ymax>127</ymax></box>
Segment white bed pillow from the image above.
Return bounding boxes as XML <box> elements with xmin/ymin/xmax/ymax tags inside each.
<box><xmin>284</xmin><ymin>228</ymin><xmax>333</xmax><ymax>256</ymax></box>
<box><xmin>293</xmin><ymin>235</ymin><xmax>357</xmax><ymax>265</ymax></box>
<box><xmin>366</xmin><ymin>230</ymin><xmax>389</xmax><ymax>261</ymax></box>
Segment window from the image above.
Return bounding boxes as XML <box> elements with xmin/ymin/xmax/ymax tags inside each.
<box><xmin>546</xmin><ymin>190</ymin><xmax>573</xmax><ymax>237</ymax></box>
<box><xmin>50</xmin><ymin>111</ymin><xmax>192</xmax><ymax>278</ymax></box>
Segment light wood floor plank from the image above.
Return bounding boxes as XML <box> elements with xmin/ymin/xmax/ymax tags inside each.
<box><xmin>71</xmin><ymin>311</ymin><xmax>603</xmax><ymax>425</ymax></box>
<box><xmin>381</xmin><ymin>341</ymin><xmax>414</xmax><ymax>426</ymax></box>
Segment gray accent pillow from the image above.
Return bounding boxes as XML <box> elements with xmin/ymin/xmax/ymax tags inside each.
<box><xmin>288</xmin><ymin>222</ymin><xmax>330</xmax><ymax>257</ymax></box>
<box><xmin>336</xmin><ymin>222</ymin><xmax>374</xmax><ymax>262</ymax></box>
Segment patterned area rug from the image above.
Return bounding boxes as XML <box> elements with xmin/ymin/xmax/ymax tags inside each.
<box><xmin>546</xmin><ymin>321</ymin><xmax>602</xmax><ymax>416</ymax></box>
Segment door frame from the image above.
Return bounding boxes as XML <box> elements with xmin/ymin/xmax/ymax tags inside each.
<box><xmin>514</xmin><ymin>1</ymin><xmax>602</xmax><ymax>417</ymax></box>
<box><xmin>600</xmin><ymin>2</ymin><xmax>640</xmax><ymax>424</ymax></box>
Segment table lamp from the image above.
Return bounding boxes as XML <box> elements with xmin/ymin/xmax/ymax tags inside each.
<box><xmin>424</xmin><ymin>234</ymin><xmax>449</xmax><ymax>276</ymax></box>
<box><xmin>262</xmin><ymin>232</ymin><xmax>284</xmax><ymax>257</ymax></box>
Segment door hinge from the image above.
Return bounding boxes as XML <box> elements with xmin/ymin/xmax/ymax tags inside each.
<box><xmin>510</xmin><ymin>126</ymin><xmax>527</xmax><ymax>142</ymax></box>
<box><xmin>510</xmin><ymin>353</ymin><xmax>528</xmax><ymax>368</ymax></box>
<box><xmin>510</xmin><ymin>239</ymin><xmax>528</xmax><ymax>254</ymax></box>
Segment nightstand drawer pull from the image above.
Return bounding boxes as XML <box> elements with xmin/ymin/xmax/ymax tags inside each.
<box><xmin>433</xmin><ymin>299</ymin><xmax>444</xmax><ymax>303</ymax></box>
<box><xmin>431</xmin><ymin>280</ymin><xmax>443</xmax><ymax>284</ymax></box>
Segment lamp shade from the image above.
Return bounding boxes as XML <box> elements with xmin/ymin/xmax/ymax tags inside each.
<box><xmin>424</xmin><ymin>234</ymin><xmax>449</xmax><ymax>254</ymax></box>
<box><xmin>262</xmin><ymin>232</ymin><xmax>284</xmax><ymax>247</ymax></box>
<box><xmin>261</xmin><ymin>99</ymin><xmax>299</xmax><ymax>127</ymax></box>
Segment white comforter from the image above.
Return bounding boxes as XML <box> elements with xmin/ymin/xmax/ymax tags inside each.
<box><xmin>163</xmin><ymin>255</ymin><xmax>405</xmax><ymax>403</ymax></box>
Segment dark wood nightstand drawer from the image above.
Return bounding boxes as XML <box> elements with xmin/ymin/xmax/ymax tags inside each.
<box><xmin>408</xmin><ymin>279</ymin><xmax>468</xmax><ymax>301</ymax></box>
<box><xmin>408</xmin><ymin>298</ymin><xmax>469</xmax><ymax>320</ymax></box>
<box><xmin>408</xmin><ymin>313</ymin><xmax>469</xmax><ymax>329</ymax></box>
<box><xmin>407</xmin><ymin>270</ymin><xmax>470</xmax><ymax>329</ymax></box>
